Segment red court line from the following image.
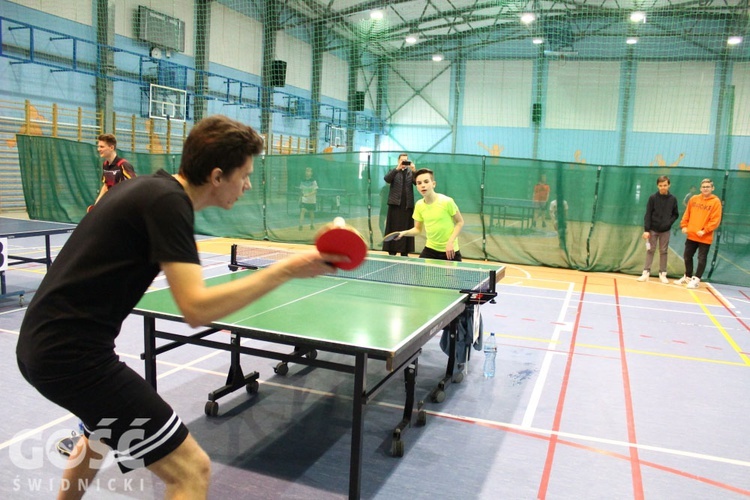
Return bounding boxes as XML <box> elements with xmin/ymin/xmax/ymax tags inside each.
<box><xmin>537</xmin><ymin>275</ymin><xmax>587</xmax><ymax>499</ymax></box>
<box><xmin>613</xmin><ymin>278</ymin><xmax>645</xmax><ymax>499</ymax></box>
<box><xmin>740</xmin><ymin>290</ymin><xmax>750</xmax><ymax>302</ymax></box>
<box><xmin>439</xmin><ymin>414</ymin><xmax>750</xmax><ymax>497</ymax></box>
<box><xmin>708</xmin><ymin>286</ymin><xmax>750</xmax><ymax>334</ymax></box>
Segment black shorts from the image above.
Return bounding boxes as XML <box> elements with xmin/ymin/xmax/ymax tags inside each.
<box><xmin>18</xmin><ymin>355</ymin><xmax>189</xmax><ymax>473</ymax></box>
<box><xmin>419</xmin><ymin>246</ymin><xmax>462</xmax><ymax>261</ymax></box>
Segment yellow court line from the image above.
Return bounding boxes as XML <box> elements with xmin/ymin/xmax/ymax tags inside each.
<box><xmin>496</xmin><ymin>333</ymin><xmax>562</xmax><ymax>344</ymax></box>
<box><xmin>689</xmin><ymin>289</ymin><xmax>750</xmax><ymax>365</ymax></box>
<box><xmin>575</xmin><ymin>343</ymin><xmax>749</xmax><ymax>367</ymax></box>
<box><xmin>496</xmin><ymin>333</ymin><xmax>746</xmax><ymax>366</ymax></box>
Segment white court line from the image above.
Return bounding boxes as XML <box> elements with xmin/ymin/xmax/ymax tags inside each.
<box><xmin>497</xmin><ymin>287</ymin><xmax>738</xmax><ymax>320</ymax></box>
<box><xmin>427</xmin><ymin>409</ymin><xmax>750</xmax><ymax>469</ymax></box>
<box><xmin>504</xmin><ymin>264</ymin><xmax>532</xmax><ymax>279</ymax></box>
<box><xmin>0</xmin><ymin>414</ymin><xmax>75</xmax><ymax>451</ymax></box>
<box><xmin>521</xmin><ymin>280</ymin><xmax>575</xmax><ymax>429</ymax></box>
<box><xmin>707</xmin><ymin>283</ymin><xmax>739</xmax><ymax>313</ymax></box>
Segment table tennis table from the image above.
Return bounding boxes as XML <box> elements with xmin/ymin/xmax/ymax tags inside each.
<box><xmin>485</xmin><ymin>197</ymin><xmax>538</xmax><ymax>232</ymax></box>
<box><xmin>0</xmin><ymin>217</ymin><xmax>76</xmax><ymax>303</ymax></box>
<box><xmin>133</xmin><ymin>250</ymin><xmax>503</xmax><ymax>499</ymax></box>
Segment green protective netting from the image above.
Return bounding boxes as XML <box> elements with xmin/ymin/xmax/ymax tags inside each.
<box><xmin>17</xmin><ymin>135</ymin><xmax>750</xmax><ymax>287</ymax></box>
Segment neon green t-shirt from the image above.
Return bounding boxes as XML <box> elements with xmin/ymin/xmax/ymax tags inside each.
<box><xmin>413</xmin><ymin>194</ymin><xmax>460</xmax><ymax>252</ymax></box>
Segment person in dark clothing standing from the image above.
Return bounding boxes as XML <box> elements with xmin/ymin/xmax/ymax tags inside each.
<box><xmin>382</xmin><ymin>153</ymin><xmax>416</xmax><ymax>256</ymax></box>
<box><xmin>637</xmin><ymin>175</ymin><xmax>679</xmax><ymax>283</ymax></box>
<box><xmin>92</xmin><ymin>133</ymin><xmax>137</xmax><ymax>206</ymax></box>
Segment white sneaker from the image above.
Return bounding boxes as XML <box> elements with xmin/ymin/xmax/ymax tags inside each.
<box><xmin>636</xmin><ymin>270</ymin><xmax>649</xmax><ymax>282</ymax></box>
<box><xmin>659</xmin><ymin>272</ymin><xmax>669</xmax><ymax>284</ymax></box>
<box><xmin>674</xmin><ymin>275</ymin><xmax>689</xmax><ymax>285</ymax></box>
<box><xmin>686</xmin><ymin>277</ymin><xmax>701</xmax><ymax>289</ymax></box>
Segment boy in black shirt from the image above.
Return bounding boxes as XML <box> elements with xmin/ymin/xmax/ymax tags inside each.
<box><xmin>17</xmin><ymin>116</ymin><xmax>342</xmax><ymax>498</ymax></box>
<box><xmin>637</xmin><ymin>175</ymin><xmax>679</xmax><ymax>283</ymax></box>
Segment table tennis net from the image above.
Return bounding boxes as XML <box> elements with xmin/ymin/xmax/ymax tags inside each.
<box><xmin>230</xmin><ymin>244</ymin><xmax>497</xmax><ymax>293</ymax></box>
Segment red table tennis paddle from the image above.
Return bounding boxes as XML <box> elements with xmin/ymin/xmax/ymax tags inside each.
<box><xmin>315</xmin><ymin>219</ymin><xmax>367</xmax><ymax>270</ymax></box>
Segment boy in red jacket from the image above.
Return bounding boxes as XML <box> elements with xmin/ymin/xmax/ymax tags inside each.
<box><xmin>674</xmin><ymin>178</ymin><xmax>723</xmax><ymax>289</ymax></box>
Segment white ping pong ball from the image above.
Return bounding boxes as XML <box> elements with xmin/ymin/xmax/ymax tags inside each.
<box><xmin>333</xmin><ymin>217</ymin><xmax>346</xmax><ymax>227</ymax></box>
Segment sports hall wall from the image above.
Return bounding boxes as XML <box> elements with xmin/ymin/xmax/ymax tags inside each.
<box><xmin>3</xmin><ymin>1</ymin><xmax>750</xmax><ymax>288</ymax></box>
<box><xmin>2</xmin><ymin>0</ymin><xmax>749</xmax><ymax>167</ymax></box>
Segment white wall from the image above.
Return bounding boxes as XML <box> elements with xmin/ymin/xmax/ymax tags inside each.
<box><xmin>210</xmin><ymin>2</ymin><xmax>262</xmax><ymax>74</ymax></box>
<box><xmin>463</xmin><ymin>60</ymin><xmax>534</xmax><ymax>127</ymax></box>
<box><xmin>633</xmin><ymin>61</ymin><xmax>715</xmax><ymax>135</ymax></box>
<box><xmin>321</xmin><ymin>53</ymin><xmax>347</xmax><ymax>101</ymax></box>
<box><xmin>8</xmin><ymin>0</ymin><xmax>92</xmax><ymax>25</ymax></box>
<box><xmin>731</xmin><ymin>62</ymin><xmax>750</xmax><ymax>137</ymax></box>
<box><xmin>546</xmin><ymin>60</ymin><xmax>620</xmax><ymax>131</ymax></box>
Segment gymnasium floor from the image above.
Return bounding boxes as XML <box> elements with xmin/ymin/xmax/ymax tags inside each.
<box><xmin>1</xmin><ymin>228</ymin><xmax>749</xmax><ymax>499</ymax></box>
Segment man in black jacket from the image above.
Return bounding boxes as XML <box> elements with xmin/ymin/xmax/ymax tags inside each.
<box><xmin>637</xmin><ymin>175</ymin><xmax>679</xmax><ymax>283</ymax></box>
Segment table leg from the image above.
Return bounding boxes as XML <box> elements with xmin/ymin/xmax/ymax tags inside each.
<box><xmin>44</xmin><ymin>234</ymin><xmax>52</xmax><ymax>269</ymax></box>
<box><xmin>143</xmin><ymin>317</ymin><xmax>157</xmax><ymax>389</ymax></box>
<box><xmin>349</xmin><ymin>352</ymin><xmax>367</xmax><ymax>500</ymax></box>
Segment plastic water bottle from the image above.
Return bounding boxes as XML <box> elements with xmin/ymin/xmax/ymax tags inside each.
<box><xmin>483</xmin><ymin>332</ymin><xmax>497</xmax><ymax>378</ymax></box>
<box><xmin>645</xmin><ymin>240</ymin><xmax>651</xmax><ymax>251</ymax></box>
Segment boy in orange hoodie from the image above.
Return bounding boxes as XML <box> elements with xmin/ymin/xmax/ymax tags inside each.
<box><xmin>674</xmin><ymin>178</ymin><xmax>723</xmax><ymax>289</ymax></box>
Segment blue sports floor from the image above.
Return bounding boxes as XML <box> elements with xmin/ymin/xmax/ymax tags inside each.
<box><xmin>1</xmin><ymin>228</ymin><xmax>749</xmax><ymax>499</ymax></box>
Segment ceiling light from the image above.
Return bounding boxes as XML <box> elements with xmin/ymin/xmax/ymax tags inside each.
<box><xmin>630</xmin><ymin>11</ymin><xmax>646</xmax><ymax>23</ymax></box>
<box><xmin>728</xmin><ymin>36</ymin><xmax>743</xmax><ymax>45</ymax></box>
<box><xmin>432</xmin><ymin>54</ymin><xmax>444</xmax><ymax>62</ymax></box>
<box><xmin>520</xmin><ymin>13</ymin><xmax>536</xmax><ymax>25</ymax></box>
<box><xmin>626</xmin><ymin>37</ymin><xmax>638</xmax><ymax>45</ymax></box>
<box><xmin>370</xmin><ymin>10</ymin><xmax>383</xmax><ymax>20</ymax></box>
<box><xmin>532</xmin><ymin>38</ymin><xmax>544</xmax><ymax>45</ymax></box>
<box><xmin>405</xmin><ymin>35</ymin><xmax>417</xmax><ymax>44</ymax></box>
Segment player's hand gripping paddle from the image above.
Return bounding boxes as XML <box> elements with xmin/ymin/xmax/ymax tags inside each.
<box><xmin>382</xmin><ymin>231</ymin><xmax>402</xmax><ymax>243</ymax></box>
<box><xmin>315</xmin><ymin>217</ymin><xmax>367</xmax><ymax>270</ymax></box>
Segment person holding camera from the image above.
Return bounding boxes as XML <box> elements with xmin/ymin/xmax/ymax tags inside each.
<box><xmin>382</xmin><ymin>153</ymin><xmax>417</xmax><ymax>256</ymax></box>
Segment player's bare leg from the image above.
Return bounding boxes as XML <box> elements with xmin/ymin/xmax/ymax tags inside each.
<box><xmin>57</xmin><ymin>435</ymin><xmax>102</xmax><ymax>500</ymax></box>
<box><xmin>147</xmin><ymin>434</ymin><xmax>211</xmax><ymax>500</ymax></box>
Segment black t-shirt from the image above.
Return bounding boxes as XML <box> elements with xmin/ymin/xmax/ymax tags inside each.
<box><xmin>17</xmin><ymin>170</ymin><xmax>200</xmax><ymax>375</ymax></box>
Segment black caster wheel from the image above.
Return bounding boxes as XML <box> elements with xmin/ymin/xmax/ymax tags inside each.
<box><xmin>431</xmin><ymin>390</ymin><xmax>446</xmax><ymax>403</ymax></box>
<box><xmin>306</xmin><ymin>349</ymin><xmax>318</xmax><ymax>360</ymax></box>
<box><xmin>274</xmin><ymin>362</ymin><xmax>289</xmax><ymax>375</ymax></box>
<box><xmin>204</xmin><ymin>401</ymin><xmax>219</xmax><ymax>417</ymax></box>
<box><xmin>246</xmin><ymin>380</ymin><xmax>259</xmax><ymax>394</ymax></box>
<box><xmin>416</xmin><ymin>409</ymin><xmax>427</xmax><ymax>426</ymax></box>
<box><xmin>453</xmin><ymin>371</ymin><xmax>464</xmax><ymax>383</ymax></box>
<box><xmin>391</xmin><ymin>439</ymin><xmax>404</xmax><ymax>457</ymax></box>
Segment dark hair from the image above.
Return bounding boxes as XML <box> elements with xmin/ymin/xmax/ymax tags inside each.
<box><xmin>413</xmin><ymin>168</ymin><xmax>434</xmax><ymax>184</ymax></box>
<box><xmin>656</xmin><ymin>175</ymin><xmax>670</xmax><ymax>185</ymax></box>
<box><xmin>179</xmin><ymin>115</ymin><xmax>264</xmax><ymax>186</ymax></box>
<box><xmin>97</xmin><ymin>133</ymin><xmax>117</xmax><ymax>148</ymax></box>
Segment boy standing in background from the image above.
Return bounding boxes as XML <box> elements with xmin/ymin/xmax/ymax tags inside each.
<box><xmin>637</xmin><ymin>175</ymin><xmax>679</xmax><ymax>283</ymax></box>
<box><xmin>674</xmin><ymin>178</ymin><xmax>722</xmax><ymax>289</ymax></box>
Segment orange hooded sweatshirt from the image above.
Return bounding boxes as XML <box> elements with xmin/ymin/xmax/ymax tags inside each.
<box><xmin>680</xmin><ymin>194</ymin><xmax>722</xmax><ymax>244</ymax></box>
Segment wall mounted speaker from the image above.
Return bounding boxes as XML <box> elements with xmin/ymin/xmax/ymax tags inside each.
<box><xmin>269</xmin><ymin>60</ymin><xmax>287</xmax><ymax>87</ymax></box>
<box><xmin>352</xmin><ymin>91</ymin><xmax>365</xmax><ymax>112</ymax></box>
<box><xmin>532</xmin><ymin>103</ymin><xmax>542</xmax><ymax>124</ymax></box>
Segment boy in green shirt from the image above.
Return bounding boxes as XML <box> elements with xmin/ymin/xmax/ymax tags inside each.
<box><xmin>393</xmin><ymin>168</ymin><xmax>464</xmax><ymax>261</ymax></box>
